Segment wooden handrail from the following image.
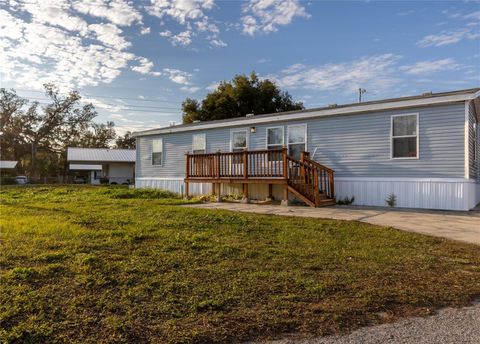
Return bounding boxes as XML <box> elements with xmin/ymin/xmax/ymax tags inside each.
<box><xmin>185</xmin><ymin>148</ymin><xmax>335</xmax><ymax>205</ymax></box>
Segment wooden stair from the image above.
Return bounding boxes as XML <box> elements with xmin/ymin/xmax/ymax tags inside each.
<box><xmin>286</xmin><ymin>153</ymin><xmax>336</xmax><ymax>208</ymax></box>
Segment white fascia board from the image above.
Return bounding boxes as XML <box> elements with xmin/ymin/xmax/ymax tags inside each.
<box><xmin>133</xmin><ymin>92</ymin><xmax>475</xmax><ymax>137</ymax></box>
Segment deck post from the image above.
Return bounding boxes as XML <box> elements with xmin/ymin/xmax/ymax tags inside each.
<box><xmin>281</xmin><ymin>147</ymin><xmax>289</xmax><ymax>206</ymax></box>
<box><xmin>185</xmin><ymin>181</ymin><xmax>190</xmax><ymax>199</ymax></box>
<box><xmin>184</xmin><ymin>153</ymin><xmax>190</xmax><ymax>199</ymax></box>
<box><xmin>241</xmin><ymin>183</ymin><xmax>250</xmax><ymax>203</ymax></box>
<box><xmin>281</xmin><ymin>185</ymin><xmax>289</xmax><ymax>206</ymax></box>
<box><xmin>266</xmin><ymin>184</ymin><xmax>273</xmax><ymax>201</ymax></box>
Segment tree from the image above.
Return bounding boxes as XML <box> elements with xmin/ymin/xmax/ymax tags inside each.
<box><xmin>0</xmin><ymin>84</ymin><xmax>116</xmax><ymax>177</ymax></box>
<box><xmin>182</xmin><ymin>72</ymin><xmax>304</xmax><ymax>124</ymax></box>
<box><xmin>115</xmin><ymin>131</ymin><xmax>136</xmax><ymax>149</ymax></box>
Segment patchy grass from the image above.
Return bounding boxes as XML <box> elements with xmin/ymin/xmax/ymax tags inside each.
<box><xmin>1</xmin><ymin>185</ymin><xmax>479</xmax><ymax>343</ymax></box>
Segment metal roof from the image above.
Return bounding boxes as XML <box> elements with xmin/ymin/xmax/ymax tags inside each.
<box><xmin>133</xmin><ymin>87</ymin><xmax>480</xmax><ymax>137</ymax></box>
<box><xmin>69</xmin><ymin>164</ymin><xmax>102</xmax><ymax>171</ymax></box>
<box><xmin>0</xmin><ymin>161</ymin><xmax>18</xmax><ymax>169</ymax></box>
<box><xmin>67</xmin><ymin>148</ymin><xmax>135</xmax><ymax>163</ymax></box>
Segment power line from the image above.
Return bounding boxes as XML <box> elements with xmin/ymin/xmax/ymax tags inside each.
<box><xmin>26</xmin><ymin>96</ymin><xmax>181</xmax><ymax>111</ymax></box>
<box><xmin>11</xmin><ymin>87</ymin><xmax>183</xmax><ymax>105</ymax></box>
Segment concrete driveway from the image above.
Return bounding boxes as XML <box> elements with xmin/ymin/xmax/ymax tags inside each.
<box><xmin>184</xmin><ymin>203</ymin><xmax>480</xmax><ymax>245</ymax></box>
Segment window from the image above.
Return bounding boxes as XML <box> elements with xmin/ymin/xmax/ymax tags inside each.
<box><xmin>192</xmin><ymin>133</ymin><xmax>206</xmax><ymax>154</ymax></box>
<box><xmin>391</xmin><ymin>114</ymin><xmax>418</xmax><ymax>159</ymax></box>
<box><xmin>288</xmin><ymin>124</ymin><xmax>307</xmax><ymax>160</ymax></box>
<box><xmin>267</xmin><ymin>126</ymin><xmax>284</xmax><ymax>150</ymax></box>
<box><xmin>231</xmin><ymin>130</ymin><xmax>247</xmax><ymax>152</ymax></box>
<box><xmin>152</xmin><ymin>138</ymin><xmax>163</xmax><ymax>165</ymax></box>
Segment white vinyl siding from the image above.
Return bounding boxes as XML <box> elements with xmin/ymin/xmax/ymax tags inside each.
<box><xmin>391</xmin><ymin>114</ymin><xmax>418</xmax><ymax>159</ymax></box>
<box><xmin>152</xmin><ymin>139</ymin><xmax>163</xmax><ymax>165</ymax></box>
<box><xmin>192</xmin><ymin>133</ymin><xmax>206</xmax><ymax>154</ymax></box>
<box><xmin>288</xmin><ymin>124</ymin><xmax>307</xmax><ymax>160</ymax></box>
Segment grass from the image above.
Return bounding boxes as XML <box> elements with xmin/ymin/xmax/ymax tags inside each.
<box><xmin>1</xmin><ymin>185</ymin><xmax>479</xmax><ymax>343</ymax></box>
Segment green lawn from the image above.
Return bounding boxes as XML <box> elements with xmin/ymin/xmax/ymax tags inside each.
<box><xmin>1</xmin><ymin>186</ymin><xmax>479</xmax><ymax>343</ymax></box>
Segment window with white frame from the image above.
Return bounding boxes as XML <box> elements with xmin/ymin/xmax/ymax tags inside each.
<box><xmin>288</xmin><ymin>124</ymin><xmax>306</xmax><ymax>160</ymax></box>
<box><xmin>192</xmin><ymin>133</ymin><xmax>206</xmax><ymax>154</ymax></box>
<box><xmin>267</xmin><ymin>126</ymin><xmax>284</xmax><ymax>150</ymax></box>
<box><xmin>152</xmin><ymin>138</ymin><xmax>163</xmax><ymax>165</ymax></box>
<box><xmin>391</xmin><ymin>114</ymin><xmax>418</xmax><ymax>159</ymax></box>
<box><xmin>231</xmin><ymin>130</ymin><xmax>247</xmax><ymax>152</ymax></box>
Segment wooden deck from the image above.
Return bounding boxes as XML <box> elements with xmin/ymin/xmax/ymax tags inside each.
<box><xmin>184</xmin><ymin>148</ymin><xmax>335</xmax><ymax>207</ymax></box>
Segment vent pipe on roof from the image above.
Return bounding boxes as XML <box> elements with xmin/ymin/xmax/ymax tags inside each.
<box><xmin>422</xmin><ymin>91</ymin><xmax>433</xmax><ymax>96</ymax></box>
<box><xmin>169</xmin><ymin>121</ymin><xmax>176</xmax><ymax>126</ymax></box>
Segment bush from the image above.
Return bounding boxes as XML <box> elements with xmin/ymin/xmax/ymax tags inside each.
<box><xmin>0</xmin><ymin>176</ymin><xmax>16</xmax><ymax>185</ymax></box>
<box><xmin>337</xmin><ymin>196</ymin><xmax>355</xmax><ymax>205</ymax></box>
<box><xmin>385</xmin><ymin>193</ymin><xmax>397</xmax><ymax>207</ymax></box>
<box><xmin>102</xmin><ymin>187</ymin><xmax>180</xmax><ymax>199</ymax></box>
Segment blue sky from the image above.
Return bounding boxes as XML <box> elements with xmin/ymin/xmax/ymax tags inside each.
<box><xmin>0</xmin><ymin>0</ymin><xmax>479</xmax><ymax>134</ymax></box>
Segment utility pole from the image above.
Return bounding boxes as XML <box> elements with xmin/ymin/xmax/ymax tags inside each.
<box><xmin>358</xmin><ymin>88</ymin><xmax>366</xmax><ymax>103</ymax></box>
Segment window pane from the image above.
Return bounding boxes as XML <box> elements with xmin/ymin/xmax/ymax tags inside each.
<box><xmin>193</xmin><ymin>134</ymin><xmax>205</xmax><ymax>152</ymax></box>
<box><xmin>393</xmin><ymin>115</ymin><xmax>416</xmax><ymax>136</ymax></box>
<box><xmin>152</xmin><ymin>152</ymin><xmax>162</xmax><ymax>165</ymax></box>
<box><xmin>289</xmin><ymin>143</ymin><xmax>305</xmax><ymax>160</ymax></box>
<box><xmin>232</xmin><ymin>131</ymin><xmax>246</xmax><ymax>149</ymax></box>
<box><xmin>152</xmin><ymin>139</ymin><xmax>162</xmax><ymax>153</ymax></box>
<box><xmin>288</xmin><ymin>125</ymin><xmax>306</xmax><ymax>144</ymax></box>
<box><xmin>267</xmin><ymin>127</ymin><xmax>283</xmax><ymax>146</ymax></box>
<box><xmin>393</xmin><ymin>137</ymin><xmax>417</xmax><ymax>158</ymax></box>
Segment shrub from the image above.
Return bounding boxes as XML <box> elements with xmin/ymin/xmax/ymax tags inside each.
<box><xmin>103</xmin><ymin>188</ymin><xmax>179</xmax><ymax>199</ymax></box>
<box><xmin>385</xmin><ymin>193</ymin><xmax>397</xmax><ymax>207</ymax></box>
<box><xmin>337</xmin><ymin>196</ymin><xmax>355</xmax><ymax>205</ymax></box>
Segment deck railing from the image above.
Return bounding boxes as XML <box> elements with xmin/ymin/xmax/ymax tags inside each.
<box><xmin>185</xmin><ymin>148</ymin><xmax>335</xmax><ymax>205</ymax></box>
<box><xmin>186</xmin><ymin>148</ymin><xmax>286</xmax><ymax>179</ymax></box>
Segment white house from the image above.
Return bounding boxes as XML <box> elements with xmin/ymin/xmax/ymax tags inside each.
<box><xmin>67</xmin><ymin>147</ymin><xmax>135</xmax><ymax>185</ymax></box>
<box><xmin>133</xmin><ymin>88</ymin><xmax>480</xmax><ymax>211</ymax></box>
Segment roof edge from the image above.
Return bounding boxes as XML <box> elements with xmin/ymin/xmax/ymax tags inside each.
<box><xmin>133</xmin><ymin>88</ymin><xmax>480</xmax><ymax>137</ymax></box>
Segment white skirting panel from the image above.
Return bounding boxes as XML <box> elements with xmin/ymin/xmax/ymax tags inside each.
<box><xmin>335</xmin><ymin>177</ymin><xmax>478</xmax><ymax>211</ymax></box>
<box><xmin>136</xmin><ymin>178</ymin><xmax>212</xmax><ymax>196</ymax></box>
<box><xmin>136</xmin><ymin>177</ymin><xmax>478</xmax><ymax>211</ymax></box>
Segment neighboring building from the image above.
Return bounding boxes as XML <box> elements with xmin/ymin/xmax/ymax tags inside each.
<box><xmin>0</xmin><ymin>160</ymin><xmax>18</xmax><ymax>176</ymax></box>
<box><xmin>67</xmin><ymin>148</ymin><xmax>135</xmax><ymax>185</ymax></box>
<box><xmin>133</xmin><ymin>88</ymin><xmax>480</xmax><ymax>211</ymax></box>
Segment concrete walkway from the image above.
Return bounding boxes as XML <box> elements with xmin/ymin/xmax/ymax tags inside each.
<box><xmin>184</xmin><ymin>203</ymin><xmax>480</xmax><ymax>245</ymax></box>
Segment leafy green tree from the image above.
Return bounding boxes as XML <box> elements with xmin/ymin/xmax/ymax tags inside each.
<box><xmin>115</xmin><ymin>131</ymin><xmax>136</xmax><ymax>149</ymax></box>
<box><xmin>0</xmin><ymin>84</ymin><xmax>116</xmax><ymax>177</ymax></box>
<box><xmin>182</xmin><ymin>72</ymin><xmax>304</xmax><ymax>124</ymax></box>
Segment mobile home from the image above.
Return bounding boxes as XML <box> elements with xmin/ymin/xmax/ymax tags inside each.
<box><xmin>133</xmin><ymin>88</ymin><xmax>480</xmax><ymax>211</ymax></box>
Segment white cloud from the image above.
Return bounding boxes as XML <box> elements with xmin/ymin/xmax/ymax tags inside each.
<box><xmin>131</xmin><ymin>57</ymin><xmax>162</xmax><ymax>76</ymax></box>
<box><xmin>73</xmin><ymin>0</ymin><xmax>142</xmax><ymax>26</ymax></box>
<box><xmin>20</xmin><ymin>0</ymin><xmax>88</xmax><ymax>33</ymax></box>
<box><xmin>464</xmin><ymin>11</ymin><xmax>480</xmax><ymax>21</ymax></box>
<box><xmin>417</xmin><ymin>29</ymin><xmax>480</xmax><ymax>47</ymax></box>
<box><xmin>205</xmin><ymin>81</ymin><xmax>220</xmax><ymax>91</ymax></box>
<box><xmin>159</xmin><ymin>30</ymin><xmax>172</xmax><ymax>37</ymax></box>
<box><xmin>0</xmin><ymin>1</ymin><xmax>148</xmax><ymax>92</ymax></box>
<box><xmin>241</xmin><ymin>0</ymin><xmax>310</xmax><ymax>36</ymax></box>
<box><xmin>148</xmin><ymin>0</ymin><xmax>226</xmax><ymax>48</ymax></box>
<box><xmin>140</xmin><ymin>26</ymin><xmax>151</xmax><ymax>35</ymax></box>
<box><xmin>400</xmin><ymin>58</ymin><xmax>460</xmax><ymax>75</ymax></box>
<box><xmin>180</xmin><ymin>86</ymin><xmax>201</xmax><ymax>93</ymax></box>
<box><xmin>147</xmin><ymin>0</ymin><xmax>215</xmax><ymax>24</ymax></box>
<box><xmin>269</xmin><ymin>54</ymin><xmax>401</xmax><ymax>93</ymax></box>
<box><xmin>170</xmin><ymin>30</ymin><xmax>193</xmax><ymax>46</ymax></box>
<box><xmin>209</xmin><ymin>38</ymin><xmax>227</xmax><ymax>47</ymax></box>
<box><xmin>89</xmin><ymin>23</ymin><xmax>130</xmax><ymax>50</ymax></box>
<box><xmin>163</xmin><ymin>68</ymin><xmax>193</xmax><ymax>85</ymax></box>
